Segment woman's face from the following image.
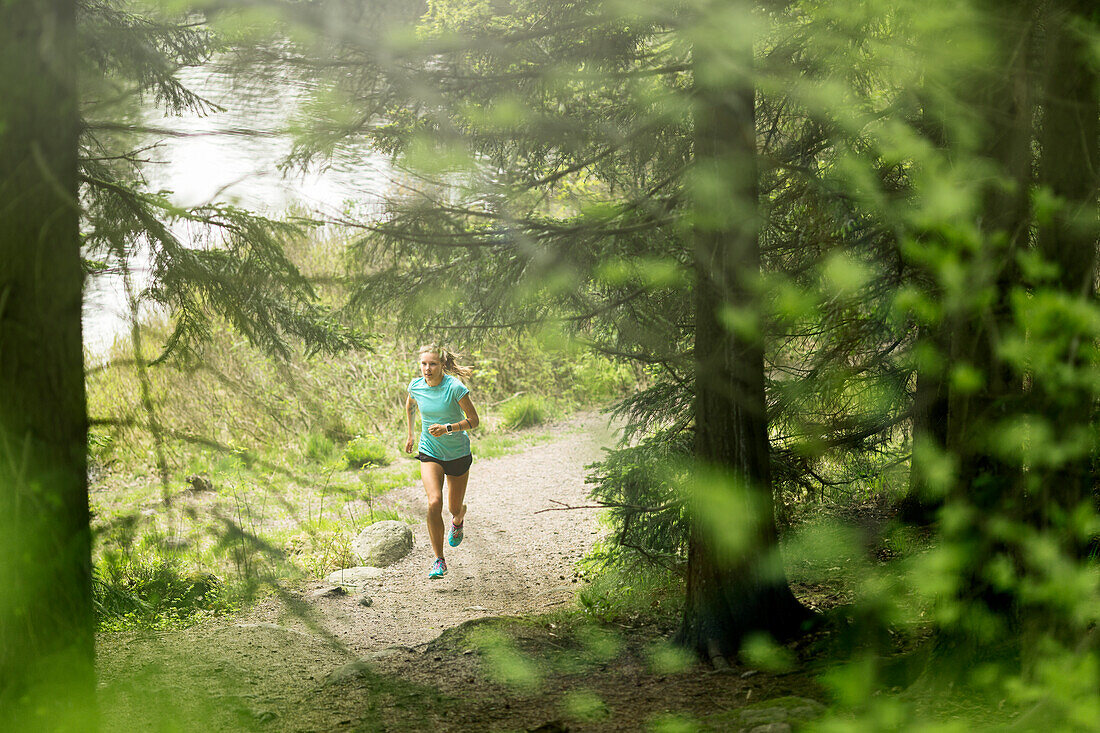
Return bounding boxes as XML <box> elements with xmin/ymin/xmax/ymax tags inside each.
<box><xmin>419</xmin><ymin>352</ymin><xmax>442</xmax><ymax>383</ymax></box>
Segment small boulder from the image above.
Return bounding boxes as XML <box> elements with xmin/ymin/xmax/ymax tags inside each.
<box><xmin>737</xmin><ymin>697</ymin><xmax>825</xmax><ymax>730</ymax></box>
<box><xmin>307</xmin><ymin>585</ymin><xmax>348</xmax><ymax>600</ymax></box>
<box><xmin>163</xmin><ymin>536</ymin><xmax>190</xmax><ymax>552</ymax></box>
<box><xmin>324</xmin><ymin>660</ymin><xmax>372</xmax><ymax>684</ymax></box>
<box><xmin>352</xmin><ymin>520</ymin><xmax>413</xmax><ymax>566</ymax></box>
<box><xmin>358</xmin><ymin>594</ymin><xmax>373</xmax><ymax>607</ymax></box>
<box><xmin>186</xmin><ymin>474</ymin><xmax>214</xmax><ymax>493</ymax></box>
<box><xmin>324</xmin><ymin>566</ymin><xmax>384</xmax><ymax>587</ymax></box>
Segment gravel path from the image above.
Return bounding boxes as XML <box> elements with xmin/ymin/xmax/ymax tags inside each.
<box><xmin>266</xmin><ymin>411</ymin><xmax>617</xmax><ymax>653</ymax></box>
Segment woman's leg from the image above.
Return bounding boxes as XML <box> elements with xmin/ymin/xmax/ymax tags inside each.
<box><xmin>446</xmin><ymin>470</ymin><xmax>469</xmax><ymax>527</ymax></box>
<box><xmin>421</xmin><ymin>460</ymin><xmax>446</xmax><ymax>559</ymax></box>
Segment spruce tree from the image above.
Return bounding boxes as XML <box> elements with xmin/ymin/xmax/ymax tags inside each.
<box><xmin>0</xmin><ymin>0</ymin><xmax>92</xmax><ymax>723</ymax></box>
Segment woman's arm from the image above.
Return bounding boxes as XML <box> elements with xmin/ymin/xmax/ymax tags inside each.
<box><xmin>456</xmin><ymin>394</ymin><xmax>480</xmax><ymax>431</ymax></box>
<box><xmin>404</xmin><ymin>394</ymin><xmax>417</xmax><ymax>453</ymax></box>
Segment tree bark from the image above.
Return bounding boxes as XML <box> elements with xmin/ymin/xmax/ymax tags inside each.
<box><xmin>899</xmin><ymin>91</ymin><xmax>951</xmax><ymax>527</ymax></box>
<box><xmin>676</xmin><ymin>14</ymin><xmax>810</xmax><ymax>663</ymax></box>
<box><xmin>946</xmin><ymin>1</ymin><xmax>1033</xmax><ymax>497</ymax></box>
<box><xmin>1035</xmin><ymin>0</ymin><xmax>1099</xmax><ymax>525</ymax></box>
<box><xmin>935</xmin><ymin>0</ymin><xmax>1036</xmax><ymax>672</ymax></box>
<box><xmin>899</xmin><ymin>332</ymin><xmax>949</xmax><ymax>526</ymax></box>
<box><xmin>0</xmin><ymin>0</ymin><xmax>92</xmax><ymax>724</ymax></box>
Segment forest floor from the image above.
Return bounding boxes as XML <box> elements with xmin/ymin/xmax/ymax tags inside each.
<box><xmin>96</xmin><ymin>412</ymin><xmax>827</xmax><ymax>732</ymax></box>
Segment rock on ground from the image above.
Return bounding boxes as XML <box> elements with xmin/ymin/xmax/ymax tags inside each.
<box><xmin>352</xmin><ymin>520</ymin><xmax>414</xmax><ymax>566</ymax></box>
<box><xmin>736</xmin><ymin>697</ymin><xmax>825</xmax><ymax>730</ymax></box>
<box><xmin>324</xmin><ymin>566</ymin><xmax>385</xmax><ymax>587</ymax></box>
<box><xmin>307</xmin><ymin>585</ymin><xmax>348</xmax><ymax>599</ymax></box>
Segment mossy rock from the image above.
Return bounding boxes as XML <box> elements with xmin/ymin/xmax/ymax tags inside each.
<box><xmin>425</xmin><ymin>616</ymin><xmax>541</xmax><ymax>654</ymax></box>
<box><xmin>702</xmin><ymin>696</ymin><xmax>825</xmax><ymax>732</ymax></box>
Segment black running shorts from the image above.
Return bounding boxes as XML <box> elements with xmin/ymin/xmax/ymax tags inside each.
<box><xmin>417</xmin><ymin>452</ymin><xmax>473</xmax><ymax>477</ymax></box>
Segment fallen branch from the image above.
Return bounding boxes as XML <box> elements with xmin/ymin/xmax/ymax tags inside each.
<box><xmin>534</xmin><ymin>498</ymin><xmax>676</xmax><ymax>515</ymax></box>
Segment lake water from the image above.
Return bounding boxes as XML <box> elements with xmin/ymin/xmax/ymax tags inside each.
<box><xmin>82</xmin><ymin>65</ymin><xmax>393</xmax><ymax>359</ymax></box>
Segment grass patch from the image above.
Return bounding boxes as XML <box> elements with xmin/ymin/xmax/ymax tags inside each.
<box><xmin>470</xmin><ymin>433</ymin><xmax>523</xmax><ymax>459</ymax></box>
<box><xmin>94</xmin><ymin>555</ymin><xmax>240</xmax><ymax>631</ymax></box>
<box><xmin>500</xmin><ymin>395</ymin><xmax>548</xmax><ymax>430</ymax></box>
<box><xmin>282</xmin><ymin>525</ymin><xmax>358</xmax><ymax>577</ymax></box>
<box><xmin>471</xmin><ymin>431</ymin><xmax>555</xmax><ymax>460</ymax></box>
<box><xmin>302</xmin><ymin>431</ymin><xmax>337</xmax><ymax>463</ymax></box>
<box><xmin>364</xmin><ymin>463</ymin><xmax>420</xmax><ymax>494</ymax></box>
<box><xmin>344</xmin><ymin>436</ymin><xmax>392</xmax><ymax>468</ymax></box>
<box><xmin>577</xmin><ymin>560</ymin><xmax>683</xmax><ymax>627</ymax></box>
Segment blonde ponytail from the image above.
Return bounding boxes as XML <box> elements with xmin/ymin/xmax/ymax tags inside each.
<box><xmin>419</xmin><ymin>344</ymin><xmax>473</xmax><ymax>380</ymax></box>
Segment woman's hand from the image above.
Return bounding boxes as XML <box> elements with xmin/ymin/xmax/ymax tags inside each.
<box><xmin>427</xmin><ymin>423</ymin><xmax>447</xmax><ymax>437</ymax></box>
<box><xmin>404</xmin><ymin>436</ymin><xmax>415</xmax><ymax>454</ymax></box>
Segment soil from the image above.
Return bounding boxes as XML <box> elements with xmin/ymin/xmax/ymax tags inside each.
<box><xmin>96</xmin><ymin>412</ymin><xmax>826</xmax><ymax>732</ymax></box>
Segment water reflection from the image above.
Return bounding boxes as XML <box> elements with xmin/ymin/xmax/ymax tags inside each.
<box><xmin>82</xmin><ymin>63</ymin><xmax>392</xmax><ymax>359</ymax></box>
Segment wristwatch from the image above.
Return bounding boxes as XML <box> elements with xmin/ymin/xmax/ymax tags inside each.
<box><xmin>446</xmin><ymin>423</ymin><xmax>453</xmax><ymax>433</ymax></box>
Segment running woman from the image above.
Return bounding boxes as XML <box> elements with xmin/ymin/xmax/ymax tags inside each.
<box><xmin>404</xmin><ymin>345</ymin><xmax>480</xmax><ymax>579</ymax></box>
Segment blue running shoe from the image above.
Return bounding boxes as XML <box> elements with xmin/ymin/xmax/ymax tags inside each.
<box><xmin>447</xmin><ymin>521</ymin><xmax>464</xmax><ymax>547</ymax></box>
<box><xmin>428</xmin><ymin>558</ymin><xmax>447</xmax><ymax>579</ymax></box>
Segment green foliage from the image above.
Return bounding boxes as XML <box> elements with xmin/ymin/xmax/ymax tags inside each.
<box><xmin>303</xmin><ymin>431</ymin><xmax>336</xmax><ymax>463</ymax></box>
<box><xmin>94</xmin><ymin>556</ymin><xmax>237</xmax><ymax>631</ymax></box>
<box><xmin>586</xmin><ymin>429</ymin><xmax>691</xmax><ymax>569</ymax></box>
<box><xmin>577</xmin><ymin>560</ymin><xmax>682</xmax><ymax>627</ymax></box>
<box><xmin>500</xmin><ymin>394</ymin><xmax>548</xmax><ymax>430</ymax></box>
<box><xmin>467</xmin><ymin>627</ymin><xmax>543</xmax><ymax>692</ymax></box>
<box><xmin>466</xmin><ymin>336</ymin><xmax>636</xmax><ymax>411</ymax></box>
<box><xmin>71</xmin><ymin>0</ymin><xmax>1100</xmax><ymax>728</ymax></box>
<box><xmin>344</xmin><ymin>436</ymin><xmax>391</xmax><ymax>468</ymax></box>
<box><xmin>565</xmin><ymin>352</ymin><xmax>635</xmax><ymax>404</ymax></box>
<box><xmin>283</xmin><ymin>527</ymin><xmax>357</xmax><ymax>577</ymax></box>
<box><xmin>561</xmin><ymin>689</ymin><xmax>610</xmax><ymax>723</ymax></box>
<box><xmin>648</xmin><ymin>713</ymin><xmax>702</xmax><ymax>733</ymax></box>
<box><xmin>740</xmin><ymin>634</ymin><xmax>797</xmax><ymax>674</ymax></box>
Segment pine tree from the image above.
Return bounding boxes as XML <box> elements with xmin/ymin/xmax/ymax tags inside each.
<box><xmin>0</xmin><ymin>0</ymin><xmax>93</xmax><ymax>723</ymax></box>
<box><xmin>678</xmin><ymin>17</ymin><xmax>811</xmax><ymax>660</ymax></box>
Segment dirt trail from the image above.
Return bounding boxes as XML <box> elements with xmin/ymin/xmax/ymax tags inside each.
<box><xmin>97</xmin><ymin>412</ymin><xmax>623</xmax><ymax>731</ymax></box>
<box><xmin>256</xmin><ymin>411</ymin><xmax>616</xmax><ymax>652</ymax></box>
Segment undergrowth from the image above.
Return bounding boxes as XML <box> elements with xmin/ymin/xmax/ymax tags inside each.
<box><xmin>577</xmin><ymin>558</ymin><xmax>684</xmax><ymax>629</ymax></box>
<box><xmin>94</xmin><ymin>555</ymin><xmax>241</xmax><ymax>631</ymax></box>
<box><xmin>500</xmin><ymin>394</ymin><xmax>548</xmax><ymax>430</ymax></box>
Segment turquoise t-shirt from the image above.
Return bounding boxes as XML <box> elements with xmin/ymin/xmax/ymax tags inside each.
<box><xmin>408</xmin><ymin>374</ymin><xmax>472</xmax><ymax>461</ymax></box>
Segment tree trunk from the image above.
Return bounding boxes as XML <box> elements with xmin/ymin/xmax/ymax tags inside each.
<box><xmin>1034</xmin><ymin>0</ymin><xmax>1099</xmax><ymax>528</ymax></box>
<box><xmin>0</xmin><ymin>0</ymin><xmax>92</xmax><ymax>724</ymax></box>
<box><xmin>899</xmin><ymin>335</ymin><xmax>948</xmax><ymax>526</ymax></box>
<box><xmin>946</xmin><ymin>1</ymin><xmax>1033</xmax><ymax>498</ymax></box>
<box><xmin>676</xmin><ymin>18</ymin><xmax>810</xmax><ymax>664</ymax></box>
<box><xmin>935</xmin><ymin>0</ymin><xmax>1035</xmax><ymax>672</ymax></box>
<box><xmin>899</xmin><ymin>93</ymin><xmax>951</xmax><ymax>527</ymax></box>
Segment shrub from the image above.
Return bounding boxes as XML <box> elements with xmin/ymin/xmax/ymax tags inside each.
<box><xmin>585</xmin><ymin>428</ymin><xmax>691</xmax><ymax>569</ymax></box>
<box><xmin>501</xmin><ymin>395</ymin><xmax>548</xmax><ymax>430</ymax></box>
<box><xmin>344</xmin><ymin>436</ymin><xmax>391</xmax><ymax>468</ymax></box>
<box><xmin>94</xmin><ymin>556</ymin><xmax>236</xmax><ymax>630</ymax></box>
<box><xmin>577</xmin><ymin>560</ymin><xmax>682</xmax><ymax>627</ymax></box>
<box><xmin>303</xmin><ymin>431</ymin><xmax>336</xmax><ymax>463</ymax></box>
<box><xmin>569</xmin><ymin>353</ymin><xmax>635</xmax><ymax>402</ymax></box>
<box><xmin>284</xmin><ymin>529</ymin><xmax>356</xmax><ymax>576</ymax></box>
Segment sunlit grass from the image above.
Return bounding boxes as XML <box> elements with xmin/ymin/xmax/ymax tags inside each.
<box><xmin>500</xmin><ymin>394</ymin><xmax>549</xmax><ymax>429</ymax></box>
